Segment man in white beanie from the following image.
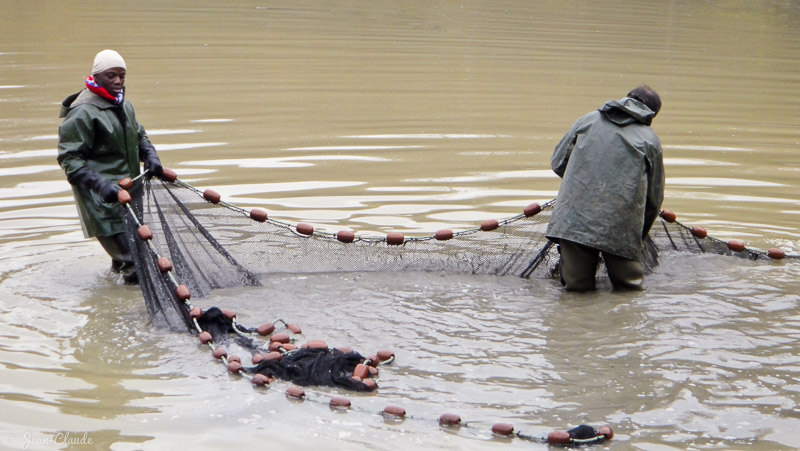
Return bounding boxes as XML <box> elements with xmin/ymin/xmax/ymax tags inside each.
<box><xmin>57</xmin><ymin>49</ymin><xmax>164</xmax><ymax>284</ymax></box>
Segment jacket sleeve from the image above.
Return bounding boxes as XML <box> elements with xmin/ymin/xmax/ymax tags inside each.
<box><xmin>57</xmin><ymin>108</ymin><xmax>119</xmax><ymax>200</ymax></box>
<box><xmin>138</xmin><ymin>134</ymin><xmax>158</xmax><ymax>160</ymax></box>
<box><xmin>57</xmin><ymin>108</ymin><xmax>94</xmax><ymax>181</ymax></box>
<box><xmin>642</xmin><ymin>137</ymin><xmax>665</xmax><ymax>238</ymax></box>
<box><xmin>138</xmin><ymin>131</ymin><xmax>164</xmax><ymax>177</ymax></box>
<box><xmin>550</xmin><ymin>113</ymin><xmax>591</xmax><ymax>178</ymax></box>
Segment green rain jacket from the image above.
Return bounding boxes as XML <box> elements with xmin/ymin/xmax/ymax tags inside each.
<box><xmin>546</xmin><ymin>97</ymin><xmax>665</xmax><ymax>262</ymax></box>
<box><xmin>57</xmin><ymin>89</ymin><xmax>149</xmax><ymax>238</ymax></box>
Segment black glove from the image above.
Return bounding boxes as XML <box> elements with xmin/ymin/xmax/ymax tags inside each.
<box><xmin>99</xmin><ymin>182</ymin><xmax>122</xmax><ymax>203</ymax></box>
<box><xmin>67</xmin><ymin>167</ymin><xmax>121</xmax><ymax>203</ymax></box>
<box><xmin>139</xmin><ymin>139</ymin><xmax>164</xmax><ymax>178</ymax></box>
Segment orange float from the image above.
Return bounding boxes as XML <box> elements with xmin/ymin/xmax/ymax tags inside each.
<box><xmin>329</xmin><ymin>397</ymin><xmax>351</xmax><ymax>408</ymax></box>
<box><xmin>286</xmin><ymin>386</ymin><xmax>305</xmax><ymax>399</ymax></box>
<box><xmin>303</xmin><ymin>340</ymin><xmax>329</xmax><ymax>350</ymax></box>
<box><xmin>262</xmin><ymin>351</ymin><xmax>282</xmax><ymax>361</ymax></box>
<box><xmin>386</xmin><ymin>232</ymin><xmax>405</xmax><ymax>245</ymax></box>
<box><xmin>523</xmin><ymin>202</ymin><xmax>542</xmax><ymax>217</ymax></box>
<box><xmin>690</xmin><ymin>226</ymin><xmax>707</xmax><ymax>239</ymax></box>
<box><xmin>157</xmin><ymin>257</ymin><xmax>173</xmax><ymax>273</ymax></box>
<box><xmin>189</xmin><ymin>306</ymin><xmax>202</xmax><ymax>319</ymax></box>
<box><xmin>727</xmin><ymin>240</ymin><xmax>746</xmax><ymax>252</ymax></box>
<box><xmin>296</xmin><ymin>223</ymin><xmax>314</xmax><ymax>235</ymax></box>
<box><xmin>250</xmin><ymin>208</ymin><xmax>268</xmax><ymax>222</ymax></box>
<box><xmin>660</xmin><ymin>209</ymin><xmax>677</xmax><ymax>223</ymax></box>
<box><xmin>117</xmin><ymin>177</ymin><xmax>133</xmax><ymax>190</ymax></box>
<box><xmin>203</xmin><ymin>189</ymin><xmax>221</xmax><ymax>204</ymax></box>
<box><xmin>137</xmin><ymin>225</ymin><xmax>153</xmax><ymax>241</ymax></box>
<box><xmin>176</xmin><ymin>284</ymin><xmax>191</xmax><ymax>301</ymax></box>
<box><xmin>286</xmin><ymin>323</ymin><xmax>302</xmax><ymax>334</ymax></box>
<box><xmin>220</xmin><ymin>308</ymin><xmax>236</xmax><ymax>321</ymax></box>
<box><xmin>256</xmin><ymin>322</ymin><xmax>275</xmax><ymax>336</ymax></box>
<box><xmin>547</xmin><ymin>430</ymin><xmax>571</xmax><ymax>444</ymax></box>
<box><xmin>377</xmin><ymin>350</ymin><xmax>395</xmax><ymax>362</ymax></box>
<box><xmin>481</xmin><ymin>218</ymin><xmax>499</xmax><ymax>231</ymax></box>
<box><xmin>251</xmin><ymin>374</ymin><xmax>269</xmax><ymax>387</ymax></box>
<box><xmin>337</xmin><ymin>230</ymin><xmax>355</xmax><ymax>243</ymax></box>
<box><xmin>117</xmin><ymin>189</ymin><xmax>132</xmax><ymax>205</ymax></box>
<box><xmin>768</xmin><ymin>248</ymin><xmax>786</xmax><ymax>260</ymax></box>
<box><xmin>270</xmin><ymin>332</ymin><xmax>290</xmax><ymax>344</ymax></box>
<box><xmin>160</xmin><ymin>168</ymin><xmax>178</xmax><ymax>182</ymax></box>
<box><xmin>198</xmin><ymin>331</ymin><xmax>213</xmax><ymax>344</ymax></box>
<box><xmin>227</xmin><ymin>361</ymin><xmax>243</xmax><ymax>373</ymax></box>
<box><xmin>435</xmin><ymin>229</ymin><xmax>454</xmax><ymax>241</ymax></box>
<box><xmin>438</xmin><ymin>413</ymin><xmax>461</xmax><ymax>426</ymax></box>
<box><xmin>383</xmin><ymin>406</ymin><xmax>406</xmax><ymax>418</ymax></box>
<box><xmin>491</xmin><ymin>423</ymin><xmax>514</xmax><ymax>436</ymax></box>
<box><xmin>352</xmin><ymin>363</ymin><xmax>369</xmax><ymax>379</ymax></box>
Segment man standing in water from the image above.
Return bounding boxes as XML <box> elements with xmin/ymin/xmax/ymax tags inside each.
<box><xmin>546</xmin><ymin>86</ymin><xmax>664</xmax><ymax>292</ymax></box>
<box><xmin>57</xmin><ymin>49</ymin><xmax>163</xmax><ymax>284</ymax></box>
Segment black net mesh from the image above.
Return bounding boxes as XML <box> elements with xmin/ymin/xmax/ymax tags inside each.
<box><xmin>121</xmin><ymin>176</ymin><xmax>794</xmax><ymax>389</ymax></box>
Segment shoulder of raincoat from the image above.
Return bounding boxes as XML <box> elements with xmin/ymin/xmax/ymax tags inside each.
<box><xmin>57</xmin><ymin>88</ymin><xmax>150</xmax><ymax>238</ymax></box>
<box><xmin>546</xmin><ymin>97</ymin><xmax>665</xmax><ymax>261</ymax></box>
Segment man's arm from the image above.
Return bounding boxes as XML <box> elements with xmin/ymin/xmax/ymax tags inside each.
<box><xmin>642</xmin><ymin>138</ymin><xmax>665</xmax><ymax>238</ymax></box>
<box><xmin>138</xmin><ymin>135</ymin><xmax>163</xmax><ymax>177</ymax></box>
<box><xmin>57</xmin><ymin>110</ymin><xmax>120</xmax><ymax>202</ymax></box>
<box><xmin>550</xmin><ymin>113</ymin><xmax>592</xmax><ymax>178</ymax></box>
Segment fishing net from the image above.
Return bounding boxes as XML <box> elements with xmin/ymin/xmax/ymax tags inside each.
<box><xmin>118</xmin><ymin>173</ymin><xmax>793</xmax><ymax>391</ymax></box>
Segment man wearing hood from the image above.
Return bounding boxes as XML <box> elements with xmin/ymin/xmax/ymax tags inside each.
<box><xmin>546</xmin><ymin>86</ymin><xmax>664</xmax><ymax>292</ymax></box>
<box><xmin>57</xmin><ymin>49</ymin><xmax>163</xmax><ymax>284</ymax></box>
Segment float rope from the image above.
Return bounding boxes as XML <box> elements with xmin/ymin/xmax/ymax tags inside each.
<box><xmin>111</xmin><ymin>167</ymin><xmax>795</xmax><ymax>447</ymax></box>
<box><xmin>115</xmin><ymin>172</ymin><xmax>615</xmax><ymax>446</ymax></box>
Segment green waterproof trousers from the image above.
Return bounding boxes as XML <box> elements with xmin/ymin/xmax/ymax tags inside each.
<box><xmin>559</xmin><ymin>239</ymin><xmax>644</xmax><ymax>292</ymax></box>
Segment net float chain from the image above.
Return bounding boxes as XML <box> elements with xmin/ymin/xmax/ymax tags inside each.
<box><xmin>291</xmin><ymin>202</ymin><xmax>544</xmax><ymax>243</ymax></box>
<box><xmin>203</xmin><ymin>189</ymin><xmax>222</xmax><ymax>204</ymax></box>
<box><xmin>255</xmin><ymin>322</ymin><xmax>303</xmax><ymax>337</ymax></box>
<box><xmin>660</xmin><ymin>209</ymin><xmax>786</xmax><ymax>260</ymax></box>
<box><xmin>547</xmin><ymin>426</ymin><xmax>614</xmax><ymax>445</ymax></box>
<box><xmin>188</xmin><ymin>306</ymin><xmax>236</xmax><ymax>322</ymax></box>
<box><xmin>127</xmin><ymin>168</ymin><xmax>178</xmax><ymax>183</ymax></box>
<box><xmin>116</xmin><ymin>167</ymin><xmax>178</xmax><ymax>193</ymax></box>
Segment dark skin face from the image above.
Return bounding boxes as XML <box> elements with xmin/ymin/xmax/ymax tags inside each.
<box><xmin>93</xmin><ymin>67</ymin><xmax>126</xmax><ymax>97</ymax></box>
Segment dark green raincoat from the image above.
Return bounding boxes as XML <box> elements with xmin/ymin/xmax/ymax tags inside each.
<box><xmin>57</xmin><ymin>89</ymin><xmax>149</xmax><ymax>238</ymax></box>
<box><xmin>546</xmin><ymin>97</ymin><xmax>665</xmax><ymax>262</ymax></box>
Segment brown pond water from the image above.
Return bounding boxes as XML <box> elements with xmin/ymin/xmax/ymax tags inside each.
<box><xmin>1</xmin><ymin>1</ymin><xmax>799</xmax><ymax>449</ymax></box>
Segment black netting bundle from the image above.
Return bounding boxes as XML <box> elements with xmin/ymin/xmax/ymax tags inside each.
<box><xmin>193</xmin><ymin>307</ymin><xmax>372</xmax><ymax>391</ymax></box>
<box><xmin>121</xmin><ymin>175</ymin><xmax>795</xmax><ymax>388</ymax></box>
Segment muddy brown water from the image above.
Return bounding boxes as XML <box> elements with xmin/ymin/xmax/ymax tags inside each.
<box><xmin>1</xmin><ymin>1</ymin><xmax>799</xmax><ymax>449</ymax></box>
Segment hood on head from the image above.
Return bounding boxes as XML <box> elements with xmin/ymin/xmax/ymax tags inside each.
<box><xmin>598</xmin><ymin>97</ymin><xmax>655</xmax><ymax>126</ymax></box>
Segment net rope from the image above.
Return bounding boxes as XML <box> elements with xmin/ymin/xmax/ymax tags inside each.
<box><xmin>122</xmin><ymin>175</ymin><xmax>794</xmax><ymax>331</ymax></box>
<box><xmin>114</xmin><ymin>174</ymin><xmax>796</xmax><ymax>445</ymax></box>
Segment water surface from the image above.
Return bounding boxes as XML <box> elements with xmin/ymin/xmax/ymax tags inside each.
<box><xmin>1</xmin><ymin>1</ymin><xmax>799</xmax><ymax>449</ymax></box>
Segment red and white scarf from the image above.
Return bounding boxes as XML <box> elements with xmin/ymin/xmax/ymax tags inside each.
<box><xmin>85</xmin><ymin>75</ymin><xmax>124</xmax><ymax>105</ymax></box>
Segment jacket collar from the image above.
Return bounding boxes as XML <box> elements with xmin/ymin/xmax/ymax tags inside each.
<box><xmin>598</xmin><ymin>97</ymin><xmax>655</xmax><ymax>126</ymax></box>
<box><xmin>59</xmin><ymin>88</ymin><xmax>121</xmax><ymax>118</ymax></box>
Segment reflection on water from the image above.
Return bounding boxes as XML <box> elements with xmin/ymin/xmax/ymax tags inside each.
<box><xmin>1</xmin><ymin>0</ymin><xmax>799</xmax><ymax>449</ymax></box>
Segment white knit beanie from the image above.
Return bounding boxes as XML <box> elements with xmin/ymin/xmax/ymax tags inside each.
<box><xmin>92</xmin><ymin>49</ymin><xmax>127</xmax><ymax>75</ymax></box>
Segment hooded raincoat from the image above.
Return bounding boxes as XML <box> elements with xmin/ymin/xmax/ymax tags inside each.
<box><xmin>57</xmin><ymin>89</ymin><xmax>150</xmax><ymax>238</ymax></box>
<box><xmin>546</xmin><ymin>97</ymin><xmax>665</xmax><ymax>262</ymax></box>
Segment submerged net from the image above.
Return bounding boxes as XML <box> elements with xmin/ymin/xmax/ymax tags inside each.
<box><xmin>120</xmin><ymin>175</ymin><xmax>795</xmax><ymax>389</ymax></box>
